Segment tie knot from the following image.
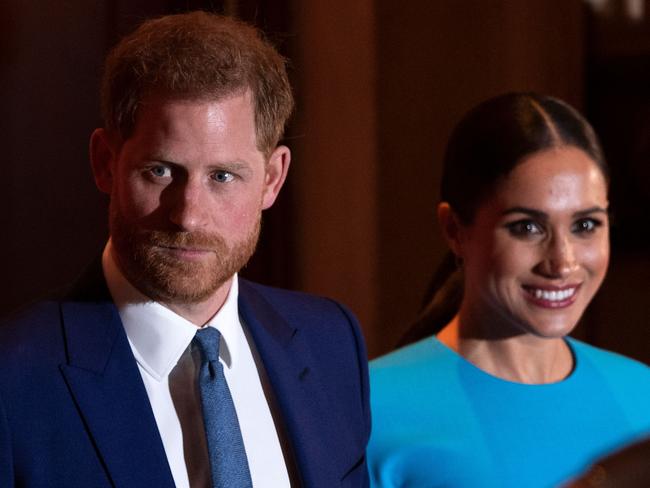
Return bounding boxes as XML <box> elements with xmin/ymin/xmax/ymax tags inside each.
<box><xmin>193</xmin><ymin>327</ymin><xmax>221</xmax><ymax>363</ymax></box>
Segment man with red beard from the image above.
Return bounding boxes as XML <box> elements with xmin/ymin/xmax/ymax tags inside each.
<box><xmin>0</xmin><ymin>12</ymin><xmax>370</xmax><ymax>488</ymax></box>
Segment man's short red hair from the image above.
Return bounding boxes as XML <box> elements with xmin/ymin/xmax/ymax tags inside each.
<box><xmin>101</xmin><ymin>11</ymin><xmax>294</xmax><ymax>155</ymax></box>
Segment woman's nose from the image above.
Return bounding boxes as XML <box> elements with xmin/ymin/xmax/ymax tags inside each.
<box><xmin>536</xmin><ymin>234</ymin><xmax>579</xmax><ymax>278</ymax></box>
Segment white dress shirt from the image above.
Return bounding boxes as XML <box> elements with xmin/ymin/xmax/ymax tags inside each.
<box><xmin>102</xmin><ymin>242</ymin><xmax>290</xmax><ymax>488</ymax></box>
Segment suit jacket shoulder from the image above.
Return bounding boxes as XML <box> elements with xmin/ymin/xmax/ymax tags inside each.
<box><xmin>0</xmin><ymin>299</ymin><xmax>175</xmax><ymax>488</ymax></box>
<box><xmin>0</xmin><ymin>279</ymin><xmax>371</xmax><ymax>488</ymax></box>
<box><xmin>238</xmin><ymin>279</ymin><xmax>371</xmax><ymax>487</ymax></box>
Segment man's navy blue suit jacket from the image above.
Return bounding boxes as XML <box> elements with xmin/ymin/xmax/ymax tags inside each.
<box><xmin>0</xmin><ymin>270</ymin><xmax>370</xmax><ymax>487</ymax></box>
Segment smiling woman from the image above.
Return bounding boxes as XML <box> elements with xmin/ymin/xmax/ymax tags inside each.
<box><xmin>367</xmin><ymin>93</ymin><xmax>650</xmax><ymax>488</ymax></box>
<box><xmin>446</xmin><ymin>146</ymin><xmax>610</xmax><ymax>361</ymax></box>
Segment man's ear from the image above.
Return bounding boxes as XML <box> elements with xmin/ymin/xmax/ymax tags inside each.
<box><xmin>261</xmin><ymin>145</ymin><xmax>291</xmax><ymax>210</ymax></box>
<box><xmin>437</xmin><ymin>202</ymin><xmax>465</xmax><ymax>258</ymax></box>
<box><xmin>89</xmin><ymin>128</ymin><xmax>119</xmax><ymax>195</ymax></box>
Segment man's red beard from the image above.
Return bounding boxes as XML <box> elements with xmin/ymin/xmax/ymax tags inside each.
<box><xmin>109</xmin><ymin>204</ymin><xmax>260</xmax><ymax>304</ymax></box>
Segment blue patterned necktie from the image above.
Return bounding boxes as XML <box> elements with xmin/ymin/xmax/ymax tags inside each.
<box><xmin>193</xmin><ymin>327</ymin><xmax>252</xmax><ymax>488</ymax></box>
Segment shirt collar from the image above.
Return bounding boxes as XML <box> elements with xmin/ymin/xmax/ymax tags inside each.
<box><xmin>102</xmin><ymin>240</ymin><xmax>241</xmax><ymax>381</ymax></box>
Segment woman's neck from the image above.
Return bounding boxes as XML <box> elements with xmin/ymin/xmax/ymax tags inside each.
<box><xmin>437</xmin><ymin>314</ymin><xmax>574</xmax><ymax>384</ymax></box>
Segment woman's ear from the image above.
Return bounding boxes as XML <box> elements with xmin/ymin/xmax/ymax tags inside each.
<box><xmin>437</xmin><ymin>202</ymin><xmax>464</xmax><ymax>258</ymax></box>
<box><xmin>89</xmin><ymin>128</ymin><xmax>119</xmax><ymax>195</ymax></box>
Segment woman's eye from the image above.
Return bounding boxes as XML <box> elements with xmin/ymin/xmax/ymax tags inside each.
<box><xmin>212</xmin><ymin>171</ymin><xmax>234</xmax><ymax>183</ymax></box>
<box><xmin>572</xmin><ymin>218</ymin><xmax>601</xmax><ymax>234</ymax></box>
<box><xmin>505</xmin><ymin>220</ymin><xmax>543</xmax><ymax>237</ymax></box>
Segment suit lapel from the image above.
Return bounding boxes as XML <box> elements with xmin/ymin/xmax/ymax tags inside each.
<box><xmin>59</xmin><ymin>300</ymin><xmax>175</xmax><ymax>488</ymax></box>
<box><xmin>238</xmin><ymin>281</ymin><xmax>358</xmax><ymax>487</ymax></box>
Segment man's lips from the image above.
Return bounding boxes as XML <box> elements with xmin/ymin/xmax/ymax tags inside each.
<box><xmin>522</xmin><ymin>284</ymin><xmax>582</xmax><ymax>308</ymax></box>
<box><xmin>155</xmin><ymin>245</ymin><xmax>215</xmax><ymax>258</ymax></box>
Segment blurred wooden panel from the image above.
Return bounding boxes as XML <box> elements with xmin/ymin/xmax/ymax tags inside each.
<box><xmin>289</xmin><ymin>0</ymin><xmax>380</xmax><ymax>346</ymax></box>
<box><xmin>371</xmin><ymin>0</ymin><xmax>586</xmax><ymax>356</ymax></box>
<box><xmin>0</xmin><ymin>1</ymin><xmax>110</xmax><ymax>313</ymax></box>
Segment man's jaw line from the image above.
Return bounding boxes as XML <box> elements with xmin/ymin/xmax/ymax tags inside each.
<box><xmin>110</xmin><ymin>243</ymin><xmax>234</xmax><ymax>326</ymax></box>
<box><xmin>159</xmin><ymin>275</ymin><xmax>235</xmax><ymax>327</ymax></box>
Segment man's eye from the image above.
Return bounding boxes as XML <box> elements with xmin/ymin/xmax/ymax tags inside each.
<box><xmin>572</xmin><ymin>218</ymin><xmax>602</xmax><ymax>234</ymax></box>
<box><xmin>149</xmin><ymin>166</ymin><xmax>171</xmax><ymax>178</ymax></box>
<box><xmin>505</xmin><ymin>220</ymin><xmax>543</xmax><ymax>237</ymax></box>
<box><xmin>212</xmin><ymin>171</ymin><xmax>234</xmax><ymax>183</ymax></box>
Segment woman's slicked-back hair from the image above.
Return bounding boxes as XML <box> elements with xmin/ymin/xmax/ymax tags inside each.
<box><xmin>441</xmin><ymin>92</ymin><xmax>607</xmax><ymax>224</ymax></box>
<box><xmin>399</xmin><ymin>92</ymin><xmax>608</xmax><ymax>347</ymax></box>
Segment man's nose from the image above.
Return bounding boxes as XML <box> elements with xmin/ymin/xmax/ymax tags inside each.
<box><xmin>537</xmin><ymin>233</ymin><xmax>579</xmax><ymax>279</ymax></box>
<box><xmin>168</xmin><ymin>177</ymin><xmax>209</xmax><ymax>231</ymax></box>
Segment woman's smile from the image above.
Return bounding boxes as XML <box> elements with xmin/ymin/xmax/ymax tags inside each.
<box><xmin>458</xmin><ymin>146</ymin><xmax>609</xmax><ymax>339</ymax></box>
<box><xmin>522</xmin><ymin>283</ymin><xmax>581</xmax><ymax>308</ymax></box>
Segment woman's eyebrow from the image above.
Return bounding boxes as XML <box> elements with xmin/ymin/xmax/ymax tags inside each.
<box><xmin>501</xmin><ymin>206</ymin><xmax>609</xmax><ymax>220</ymax></box>
<box><xmin>573</xmin><ymin>206</ymin><xmax>608</xmax><ymax>218</ymax></box>
<box><xmin>501</xmin><ymin>207</ymin><xmax>547</xmax><ymax>219</ymax></box>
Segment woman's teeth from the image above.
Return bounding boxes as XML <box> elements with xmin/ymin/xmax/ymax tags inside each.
<box><xmin>532</xmin><ymin>288</ymin><xmax>576</xmax><ymax>301</ymax></box>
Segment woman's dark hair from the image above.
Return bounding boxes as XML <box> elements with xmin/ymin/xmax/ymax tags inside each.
<box><xmin>399</xmin><ymin>92</ymin><xmax>608</xmax><ymax>347</ymax></box>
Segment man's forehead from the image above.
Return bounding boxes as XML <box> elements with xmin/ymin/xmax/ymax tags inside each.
<box><xmin>111</xmin><ymin>88</ymin><xmax>254</xmax><ymax>140</ymax></box>
<box><xmin>112</xmin><ymin>90</ymin><xmax>264</xmax><ymax>165</ymax></box>
<box><xmin>138</xmin><ymin>87</ymin><xmax>254</xmax><ymax>112</ymax></box>
<box><xmin>126</xmin><ymin>88</ymin><xmax>257</xmax><ymax>140</ymax></box>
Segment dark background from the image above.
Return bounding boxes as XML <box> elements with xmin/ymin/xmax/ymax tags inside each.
<box><xmin>2</xmin><ymin>0</ymin><xmax>650</xmax><ymax>360</ymax></box>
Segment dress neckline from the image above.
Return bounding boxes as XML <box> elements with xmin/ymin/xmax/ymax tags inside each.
<box><xmin>430</xmin><ymin>336</ymin><xmax>580</xmax><ymax>388</ymax></box>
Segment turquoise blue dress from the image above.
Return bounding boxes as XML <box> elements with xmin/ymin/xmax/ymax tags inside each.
<box><xmin>368</xmin><ymin>337</ymin><xmax>650</xmax><ymax>487</ymax></box>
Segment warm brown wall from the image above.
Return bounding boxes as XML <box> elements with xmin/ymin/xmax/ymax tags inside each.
<box><xmin>289</xmin><ymin>0</ymin><xmax>380</xmax><ymax>344</ymax></box>
<box><xmin>0</xmin><ymin>2</ymin><xmax>109</xmax><ymax>311</ymax></box>
<box><xmin>9</xmin><ymin>1</ymin><xmax>643</xmax><ymax>364</ymax></box>
<box><xmin>288</xmin><ymin>0</ymin><xmax>586</xmax><ymax>356</ymax></box>
<box><xmin>373</xmin><ymin>0</ymin><xmax>586</xmax><ymax>356</ymax></box>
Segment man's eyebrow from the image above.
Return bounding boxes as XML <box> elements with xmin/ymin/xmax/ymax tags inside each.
<box><xmin>501</xmin><ymin>206</ymin><xmax>609</xmax><ymax>219</ymax></box>
<box><xmin>207</xmin><ymin>161</ymin><xmax>251</xmax><ymax>172</ymax></box>
<box><xmin>147</xmin><ymin>158</ymin><xmax>251</xmax><ymax>171</ymax></box>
